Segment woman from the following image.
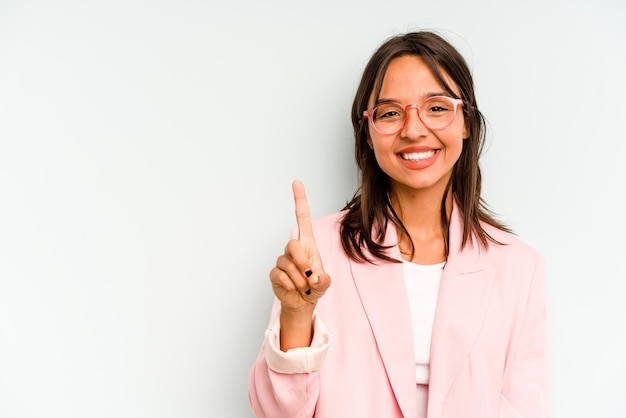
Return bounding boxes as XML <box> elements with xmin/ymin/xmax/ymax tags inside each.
<box><xmin>248</xmin><ymin>31</ymin><xmax>548</xmax><ymax>418</ymax></box>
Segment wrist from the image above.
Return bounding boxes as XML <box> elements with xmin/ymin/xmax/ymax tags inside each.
<box><xmin>279</xmin><ymin>305</ymin><xmax>315</xmax><ymax>351</ymax></box>
<box><xmin>281</xmin><ymin>302</ymin><xmax>315</xmax><ymax>319</ymax></box>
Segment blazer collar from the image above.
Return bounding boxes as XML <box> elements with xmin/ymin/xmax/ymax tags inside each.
<box><xmin>445</xmin><ymin>202</ymin><xmax>488</xmax><ymax>273</ymax></box>
<box><xmin>348</xmin><ymin>223</ymin><xmax>418</xmax><ymax>417</ymax></box>
<box><xmin>428</xmin><ymin>205</ymin><xmax>495</xmax><ymax>413</ymax></box>
<box><xmin>348</xmin><ymin>202</ymin><xmax>494</xmax><ymax>417</ymax></box>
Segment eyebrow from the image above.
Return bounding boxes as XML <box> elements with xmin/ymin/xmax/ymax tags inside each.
<box><xmin>376</xmin><ymin>91</ymin><xmax>452</xmax><ymax>105</ymax></box>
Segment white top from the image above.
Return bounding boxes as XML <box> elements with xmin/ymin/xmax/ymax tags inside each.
<box><xmin>402</xmin><ymin>260</ymin><xmax>445</xmax><ymax>385</ymax></box>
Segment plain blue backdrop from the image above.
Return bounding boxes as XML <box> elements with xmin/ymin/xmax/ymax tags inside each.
<box><xmin>1</xmin><ymin>1</ymin><xmax>625</xmax><ymax>417</ymax></box>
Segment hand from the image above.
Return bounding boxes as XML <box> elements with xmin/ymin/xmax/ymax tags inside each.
<box><xmin>269</xmin><ymin>180</ymin><xmax>331</xmax><ymax>314</ymax></box>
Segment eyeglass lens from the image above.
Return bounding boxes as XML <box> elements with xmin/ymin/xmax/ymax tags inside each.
<box><xmin>371</xmin><ymin>97</ymin><xmax>458</xmax><ymax>134</ymax></box>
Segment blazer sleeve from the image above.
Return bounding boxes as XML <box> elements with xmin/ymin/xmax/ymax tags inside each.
<box><xmin>499</xmin><ymin>254</ymin><xmax>550</xmax><ymax>418</ymax></box>
<box><xmin>248</xmin><ymin>299</ymin><xmax>331</xmax><ymax>418</ymax></box>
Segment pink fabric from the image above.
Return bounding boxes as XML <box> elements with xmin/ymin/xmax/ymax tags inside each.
<box><xmin>264</xmin><ymin>312</ymin><xmax>331</xmax><ymax>374</ymax></box>
<box><xmin>248</xmin><ymin>204</ymin><xmax>549</xmax><ymax>418</ymax></box>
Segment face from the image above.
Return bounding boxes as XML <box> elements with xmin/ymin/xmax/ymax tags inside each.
<box><xmin>367</xmin><ymin>55</ymin><xmax>468</xmax><ymax>197</ymax></box>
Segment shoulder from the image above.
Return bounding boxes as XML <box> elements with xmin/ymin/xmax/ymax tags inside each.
<box><xmin>483</xmin><ymin>223</ymin><xmax>542</xmax><ymax>256</ymax></box>
<box><xmin>290</xmin><ymin>210</ymin><xmax>346</xmax><ymax>242</ymax></box>
<box><xmin>480</xmin><ymin>222</ymin><xmax>545</xmax><ymax>275</ymax></box>
<box><xmin>299</xmin><ymin>211</ymin><xmax>351</xmax><ymax>266</ymax></box>
<box><xmin>311</xmin><ymin>211</ymin><xmax>346</xmax><ymax>230</ymax></box>
<box><xmin>310</xmin><ymin>211</ymin><xmax>346</xmax><ymax>246</ymax></box>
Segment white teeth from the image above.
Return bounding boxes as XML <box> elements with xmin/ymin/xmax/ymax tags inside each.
<box><xmin>401</xmin><ymin>150</ymin><xmax>436</xmax><ymax>161</ymax></box>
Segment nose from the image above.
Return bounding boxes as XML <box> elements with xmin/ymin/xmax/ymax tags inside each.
<box><xmin>400</xmin><ymin>105</ymin><xmax>429</xmax><ymax>139</ymax></box>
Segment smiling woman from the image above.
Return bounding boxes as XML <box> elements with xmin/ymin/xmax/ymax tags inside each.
<box><xmin>364</xmin><ymin>56</ymin><xmax>467</xmax><ymax>229</ymax></box>
<box><xmin>248</xmin><ymin>31</ymin><xmax>548</xmax><ymax>418</ymax></box>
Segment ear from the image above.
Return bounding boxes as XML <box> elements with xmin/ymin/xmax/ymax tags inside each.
<box><xmin>364</xmin><ymin>125</ymin><xmax>374</xmax><ymax>149</ymax></box>
<box><xmin>462</xmin><ymin>119</ymin><xmax>470</xmax><ymax>140</ymax></box>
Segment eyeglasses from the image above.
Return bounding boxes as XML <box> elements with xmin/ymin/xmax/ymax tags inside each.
<box><xmin>363</xmin><ymin>96</ymin><xmax>464</xmax><ymax>135</ymax></box>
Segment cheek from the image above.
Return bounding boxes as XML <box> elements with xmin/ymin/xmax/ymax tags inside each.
<box><xmin>447</xmin><ymin>120</ymin><xmax>467</xmax><ymax>152</ymax></box>
<box><xmin>370</xmin><ymin>136</ymin><xmax>393</xmax><ymax>159</ymax></box>
<box><xmin>441</xmin><ymin>133</ymin><xmax>465</xmax><ymax>163</ymax></box>
<box><xmin>368</xmin><ymin>140</ymin><xmax>393</xmax><ymax>172</ymax></box>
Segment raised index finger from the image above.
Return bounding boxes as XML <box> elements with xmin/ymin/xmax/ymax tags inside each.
<box><xmin>292</xmin><ymin>179</ymin><xmax>314</xmax><ymax>240</ymax></box>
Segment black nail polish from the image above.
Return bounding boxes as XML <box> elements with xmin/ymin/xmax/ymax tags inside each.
<box><xmin>305</xmin><ymin>289</ymin><xmax>312</xmax><ymax>295</ymax></box>
<box><xmin>305</xmin><ymin>269</ymin><xmax>312</xmax><ymax>278</ymax></box>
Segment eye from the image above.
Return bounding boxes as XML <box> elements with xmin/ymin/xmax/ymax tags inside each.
<box><xmin>424</xmin><ymin>98</ymin><xmax>454</xmax><ymax>115</ymax></box>
<box><xmin>379</xmin><ymin>110</ymin><xmax>399</xmax><ymax>119</ymax></box>
<box><xmin>426</xmin><ymin>103</ymin><xmax>451</xmax><ymax>112</ymax></box>
<box><xmin>374</xmin><ymin>104</ymin><xmax>404</xmax><ymax>121</ymax></box>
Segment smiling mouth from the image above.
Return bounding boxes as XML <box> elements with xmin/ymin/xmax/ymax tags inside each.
<box><xmin>400</xmin><ymin>150</ymin><xmax>437</xmax><ymax>161</ymax></box>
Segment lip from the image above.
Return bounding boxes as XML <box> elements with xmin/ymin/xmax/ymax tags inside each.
<box><xmin>397</xmin><ymin>146</ymin><xmax>440</xmax><ymax>170</ymax></box>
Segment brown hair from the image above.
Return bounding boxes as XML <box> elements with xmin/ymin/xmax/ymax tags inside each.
<box><xmin>340</xmin><ymin>31</ymin><xmax>511</xmax><ymax>263</ymax></box>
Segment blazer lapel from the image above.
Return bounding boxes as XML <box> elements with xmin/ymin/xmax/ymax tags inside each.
<box><xmin>427</xmin><ymin>205</ymin><xmax>495</xmax><ymax>413</ymax></box>
<box><xmin>349</xmin><ymin>222</ymin><xmax>419</xmax><ymax>418</ymax></box>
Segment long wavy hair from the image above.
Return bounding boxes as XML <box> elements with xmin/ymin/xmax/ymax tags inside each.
<box><xmin>340</xmin><ymin>31</ymin><xmax>511</xmax><ymax>264</ymax></box>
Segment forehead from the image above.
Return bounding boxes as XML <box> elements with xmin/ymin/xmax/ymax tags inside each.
<box><xmin>375</xmin><ymin>55</ymin><xmax>459</xmax><ymax>101</ymax></box>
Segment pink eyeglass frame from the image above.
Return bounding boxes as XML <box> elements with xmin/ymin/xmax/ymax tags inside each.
<box><xmin>363</xmin><ymin>96</ymin><xmax>464</xmax><ymax>134</ymax></box>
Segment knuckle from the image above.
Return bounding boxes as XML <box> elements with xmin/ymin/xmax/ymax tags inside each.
<box><xmin>269</xmin><ymin>267</ymin><xmax>282</xmax><ymax>283</ymax></box>
<box><xmin>280</xmin><ymin>278</ymin><xmax>295</xmax><ymax>292</ymax></box>
<box><xmin>275</xmin><ymin>271</ymin><xmax>295</xmax><ymax>291</ymax></box>
<box><xmin>286</xmin><ymin>262</ymin><xmax>301</xmax><ymax>278</ymax></box>
<box><xmin>285</xmin><ymin>239</ymin><xmax>300</xmax><ymax>254</ymax></box>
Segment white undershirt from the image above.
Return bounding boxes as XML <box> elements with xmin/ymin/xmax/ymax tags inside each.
<box><xmin>402</xmin><ymin>260</ymin><xmax>445</xmax><ymax>385</ymax></box>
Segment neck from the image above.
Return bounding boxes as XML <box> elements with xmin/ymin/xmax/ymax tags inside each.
<box><xmin>390</xmin><ymin>183</ymin><xmax>452</xmax><ymax>238</ymax></box>
<box><xmin>390</xmin><ymin>182</ymin><xmax>453</xmax><ymax>263</ymax></box>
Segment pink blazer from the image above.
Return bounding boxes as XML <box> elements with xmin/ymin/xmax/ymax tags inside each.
<box><xmin>249</xmin><ymin>205</ymin><xmax>549</xmax><ymax>418</ymax></box>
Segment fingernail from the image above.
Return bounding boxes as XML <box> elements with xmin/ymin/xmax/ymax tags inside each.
<box><xmin>305</xmin><ymin>269</ymin><xmax>312</xmax><ymax>278</ymax></box>
<box><xmin>305</xmin><ymin>289</ymin><xmax>311</xmax><ymax>295</ymax></box>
